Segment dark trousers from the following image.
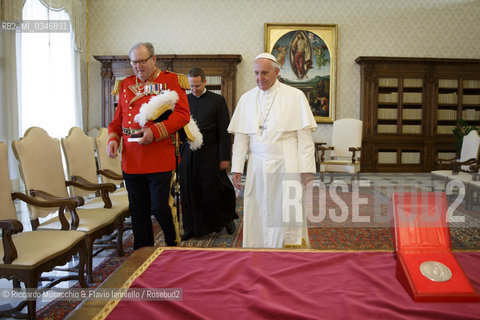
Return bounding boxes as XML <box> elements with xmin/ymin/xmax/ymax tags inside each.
<box><xmin>123</xmin><ymin>171</ymin><xmax>176</xmax><ymax>249</ymax></box>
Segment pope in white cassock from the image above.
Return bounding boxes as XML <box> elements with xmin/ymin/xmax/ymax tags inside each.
<box><xmin>228</xmin><ymin>53</ymin><xmax>317</xmax><ymax>248</ymax></box>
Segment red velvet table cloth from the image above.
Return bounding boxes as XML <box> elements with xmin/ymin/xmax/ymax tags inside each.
<box><xmin>103</xmin><ymin>249</ymin><xmax>480</xmax><ymax>319</ymax></box>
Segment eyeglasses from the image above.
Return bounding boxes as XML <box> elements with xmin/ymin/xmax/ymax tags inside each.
<box><xmin>130</xmin><ymin>55</ymin><xmax>153</xmax><ymax>66</ymax></box>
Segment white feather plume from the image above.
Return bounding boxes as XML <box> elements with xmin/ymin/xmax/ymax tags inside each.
<box><xmin>134</xmin><ymin>90</ymin><xmax>179</xmax><ymax>127</ymax></box>
<box><xmin>186</xmin><ymin>116</ymin><xmax>203</xmax><ymax>150</ymax></box>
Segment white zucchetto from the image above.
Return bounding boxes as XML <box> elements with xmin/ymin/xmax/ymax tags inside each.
<box><xmin>255</xmin><ymin>53</ymin><xmax>278</xmax><ymax>63</ymax></box>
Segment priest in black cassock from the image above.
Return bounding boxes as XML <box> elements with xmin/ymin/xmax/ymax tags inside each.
<box><xmin>179</xmin><ymin>68</ymin><xmax>238</xmax><ymax>240</ymax></box>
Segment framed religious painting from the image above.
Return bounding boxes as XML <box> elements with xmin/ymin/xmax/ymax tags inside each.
<box><xmin>265</xmin><ymin>23</ymin><xmax>337</xmax><ymax>122</ymax></box>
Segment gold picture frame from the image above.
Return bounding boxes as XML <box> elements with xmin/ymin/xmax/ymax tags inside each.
<box><xmin>265</xmin><ymin>23</ymin><xmax>337</xmax><ymax>123</ymax></box>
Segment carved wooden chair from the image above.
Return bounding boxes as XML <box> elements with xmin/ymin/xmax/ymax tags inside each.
<box><xmin>94</xmin><ymin>128</ymin><xmax>131</xmax><ymax>231</ymax></box>
<box><xmin>466</xmin><ymin>164</ymin><xmax>480</xmax><ymax>210</ymax></box>
<box><xmin>0</xmin><ymin>141</ymin><xmax>87</xmax><ymax>319</ymax></box>
<box><xmin>94</xmin><ymin>128</ymin><xmax>125</xmax><ymax>187</ymax></box>
<box><xmin>12</xmin><ymin>127</ymin><xmax>124</xmax><ymax>283</ymax></box>
<box><xmin>61</xmin><ymin>127</ymin><xmax>129</xmax><ymax>252</ymax></box>
<box><xmin>432</xmin><ymin>130</ymin><xmax>480</xmax><ymax>182</ymax></box>
<box><xmin>317</xmin><ymin>118</ymin><xmax>362</xmax><ymax>182</ymax></box>
<box><xmin>431</xmin><ymin>130</ymin><xmax>480</xmax><ymax>207</ymax></box>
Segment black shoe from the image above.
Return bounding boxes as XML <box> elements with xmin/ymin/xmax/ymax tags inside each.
<box><xmin>225</xmin><ymin>221</ymin><xmax>236</xmax><ymax>235</ymax></box>
<box><xmin>181</xmin><ymin>231</ymin><xmax>194</xmax><ymax>241</ymax></box>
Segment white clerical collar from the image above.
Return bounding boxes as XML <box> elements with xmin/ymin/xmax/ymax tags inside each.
<box><xmin>194</xmin><ymin>88</ymin><xmax>207</xmax><ymax>98</ymax></box>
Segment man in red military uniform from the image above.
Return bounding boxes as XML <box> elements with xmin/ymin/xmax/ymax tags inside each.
<box><xmin>107</xmin><ymin>42</ymin><xmax>190</xmax><ymax>249</ymax></box>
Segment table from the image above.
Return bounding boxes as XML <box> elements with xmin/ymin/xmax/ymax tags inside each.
<box><xmin>68</xmin><ymin>247</ymin><xmax>480</xmax><ymax>319</ymax></box>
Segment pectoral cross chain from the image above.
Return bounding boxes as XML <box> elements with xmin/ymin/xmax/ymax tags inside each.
<box><xmin>257</xmin><ymin>87</ymin><xmax>278</xmax><ymax>137</ymax></box>
<box><xmin>259</xmin><ymin>124</ymin><xmax>267</xmax><ymax>136</ymax></box>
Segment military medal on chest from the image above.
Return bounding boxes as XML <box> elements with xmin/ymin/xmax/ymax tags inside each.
<box><xmin>129</xmin><ymin>69</ymin><xmax>166</xmax><ymax>98</ymax></box>
<box><xmin>128</xmin><ymin>81</ymin><xmax>168</xmax><ymax>107</ymax></box>
<box><xmin>131</xmin><ymin>82</ymin><xmax>167</xmax><ymax>96</ymax></box>
<box><xmin>144</xmin><ymin>83</ymin><xmax>166</xmax><ymax>95</ymax></box>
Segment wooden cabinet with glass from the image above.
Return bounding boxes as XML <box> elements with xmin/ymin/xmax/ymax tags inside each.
<box><xmin>94</xmin><ymin>54</ymin><xmax>242</xmax><ymax>127</ymax></box>
<box><xmin>356</xmin><ymin>57</ymin><xmax>480</xmax><ymax>172</ymax></box>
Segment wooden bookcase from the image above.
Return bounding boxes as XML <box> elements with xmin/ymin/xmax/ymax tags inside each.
<box><xmin>94</xmin><ymin>54</ymin><xmax>242</xmax><ymax>127</ymax></box>
<box><xmin>355</xmin><ymin>57</ymin><xmax>480</xmax><ymax>172</ymax></box>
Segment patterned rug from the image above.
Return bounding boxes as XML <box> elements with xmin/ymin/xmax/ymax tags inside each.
<box><xmin>305</xmin><ymin>186</ymin><xmax>480</xmax><ymax>251</ymax></box>
<box><xmin>36</xmin><ymin>184</ymin><xmax>480</xmax><ymax>319</ymax></box>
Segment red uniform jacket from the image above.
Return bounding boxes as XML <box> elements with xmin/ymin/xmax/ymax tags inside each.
<box><xmin>108</xmin><ymin>70</ymin><xmax>190</xmax><ymax>174</ymax></box>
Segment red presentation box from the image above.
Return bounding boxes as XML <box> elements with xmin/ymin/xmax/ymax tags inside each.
<box><xmin>391</xmin><ymin>192</ymin><xmax>479</xmax><ymax>302</ymax></box>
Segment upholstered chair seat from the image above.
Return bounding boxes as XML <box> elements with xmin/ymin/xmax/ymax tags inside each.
<box><xmin>0</xmin><ymin>141</ymin><xmax>87</xmax><ymax>319</ymax></box>
<box><xmin>12</xmin><ymin>127</ymin><xmax>126</xmax><ymax>283</ymax></box>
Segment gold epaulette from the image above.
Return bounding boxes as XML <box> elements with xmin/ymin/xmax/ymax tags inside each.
<box><xmin>177</xmin><ymin>73</ymin><xmax>190</xmax><ymax>90</ymax></box>
<box><xmin>111</xmin><ymin>79</ymin><xmax>122</xmax><ymax>95</ymax></box>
